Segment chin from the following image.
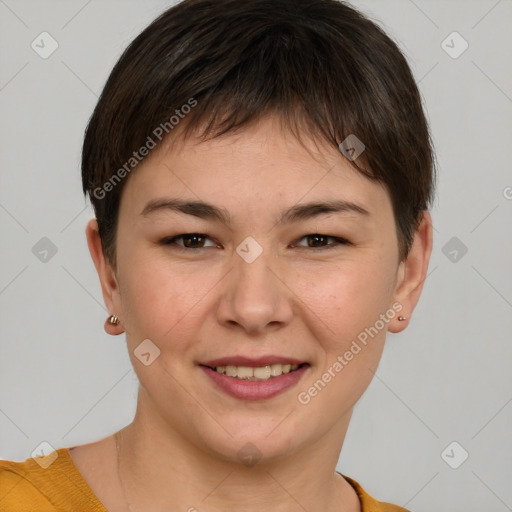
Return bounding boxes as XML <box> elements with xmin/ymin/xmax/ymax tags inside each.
<box><xmin>192</xmin><ymin>416</ymin><xmax>308</xmax><ymax>466</ymax></box>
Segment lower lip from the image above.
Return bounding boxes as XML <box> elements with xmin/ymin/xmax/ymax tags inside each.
<box><xmin>200</xmin><ymin>365</ymin><xmax>309</xmax><ymax>401</ymax></box>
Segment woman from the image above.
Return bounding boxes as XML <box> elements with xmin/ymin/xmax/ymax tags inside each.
<box><xmin>0</xmin><ymin>0</ymin><xmax>434</xmax><ymax>510</ymax></box>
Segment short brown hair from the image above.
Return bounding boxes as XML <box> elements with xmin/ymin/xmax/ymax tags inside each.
<box><xmin>82</xmin><ymin>0</ymin><xmax>436</xmax><ymax>266</ymax></box>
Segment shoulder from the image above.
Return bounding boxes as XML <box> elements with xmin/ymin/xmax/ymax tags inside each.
<box><xmin>0</xmin><ymin>454</ymin><xmax>57</xmax><ymax>511</ymax></box>
<box><xmin>0</xmin><ymin>448</ymin><xmax>107</xmax><ymax>512</ymax></box>
<box><xmin>341</xmin><ymin>474</ymin><xmax>411</xmax><ymax>512</ymax></box>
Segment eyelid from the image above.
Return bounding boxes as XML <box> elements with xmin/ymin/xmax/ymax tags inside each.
<box><xmin>160</xmin><ymin>233</ymin><xmax>351</xmax><ymax>250</ymax></box>
<box><xmin>292</xmin><ymin>234</ymin><xmax>351</xmax><ymax>249</ymax></box>
<box><xmin>161</xmin><ymin>233</ymin><xmax>219</xmax><ymax>248</ymax></box>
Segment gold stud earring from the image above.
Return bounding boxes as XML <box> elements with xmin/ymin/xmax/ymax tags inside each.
<box><xmin>108</xmin><ymin>314</ymin><xmax>120</xmax><ymax>325</ymax></box>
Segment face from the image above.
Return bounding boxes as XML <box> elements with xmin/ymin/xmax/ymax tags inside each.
<box><xmin>91</xmin><ymin>115</ymin><xmax>427</xmax><ymax>464</ymax></box>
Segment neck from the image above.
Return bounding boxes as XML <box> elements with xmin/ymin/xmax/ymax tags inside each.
<box><xmin>115</xmin><ymin>393</ymin><xmax>358</xmax><ymax>512</ymax></box>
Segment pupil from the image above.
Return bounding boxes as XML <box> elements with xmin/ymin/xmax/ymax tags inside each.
<box><xmin>184</xmin><ymin>234</ymin><xmax>203</xmax><ymax>248</ymax></box>
<box><xmin>309</xmin><ymin>235</ymin><xmax>326</xmax><ymax>247</ymax></box>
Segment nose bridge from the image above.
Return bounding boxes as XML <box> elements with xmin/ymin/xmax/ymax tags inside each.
<box><xmin>234</xmin><ymin>245</ymin><xmax>274</xmax><ymax>293</ymax></box>
<box><xmin>217</xmin><ymin>239</ymin><xmax>292</xmax><ymax>332</ymax></box>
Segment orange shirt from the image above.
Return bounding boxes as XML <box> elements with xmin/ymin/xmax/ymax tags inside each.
<box><xmin>0</xmin><ymin>448</ymin><xmax>409</xmax><ymax>511</ymax></box>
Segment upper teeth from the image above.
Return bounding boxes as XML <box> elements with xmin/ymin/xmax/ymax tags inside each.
<box><xmin>215</xmin><ymin>364</ymin><xmax>300</xmax><ymax>380</ymax></box>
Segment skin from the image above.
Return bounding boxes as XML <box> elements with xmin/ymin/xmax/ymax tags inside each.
<box><xmin>78</xmin><ymin>115</ymin><xmax>432</xmax><ymax>512</ymax></box>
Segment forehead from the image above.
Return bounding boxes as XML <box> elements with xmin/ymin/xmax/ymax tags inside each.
<box><xmin>118</xmin><ymin>115</ymin><xmax>391</xmax><ymax>221</ymax></box>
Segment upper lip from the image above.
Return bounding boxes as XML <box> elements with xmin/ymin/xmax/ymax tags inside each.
<box><xmin>200</xmin><ymin>356</ymin><xmax>307</xmax><ymax>367</ymax></box>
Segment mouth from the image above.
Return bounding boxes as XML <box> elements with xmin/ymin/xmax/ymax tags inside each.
<box><xmin>198</xmin><ymin>356</ymin><xmax>310</xmax><ymax>400</ymax></box>
<box><xmin>202</xmin><ymin>363</ymin><xmax>307</xmax><ymax>381</ymax></box>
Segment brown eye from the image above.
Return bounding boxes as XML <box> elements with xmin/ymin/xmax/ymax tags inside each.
<box><xmin>182</xmin><ymin>234</ymin><xmax>206</xmax><ymax>248</ymax></box>
<box><xmin>294</xmin><ymin>234</ymin><xmax>350</xmax><ymax>249</ymax></box>
<box><xmin>161</xmin><ymin>233</ymin><xmax>217</xmax><ymax>249</ymax></box>
<box><xmin>307</xmin><ymin>235</ymin><xmax>329</xmax><ymax>247</ymax></box>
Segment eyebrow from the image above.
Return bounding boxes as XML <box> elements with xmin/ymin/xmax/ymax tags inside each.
<box><xmin>140</xmin><ymin>198</ymin><xmax>370</xmax><ymax>224</ymax></box>
<box><xmin>140</xmin><ymin>199</ymin><xmax>231</xmax><ymax>223</ymax></box>
<box><xmin>278</xmin><ymin>200</ymin><xmax>370</xmax><ymax>224</ymax></box>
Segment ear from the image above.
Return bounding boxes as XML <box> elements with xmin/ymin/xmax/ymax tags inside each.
<box><xmin>86</xmin><ymin>218</ymin><xmax>124</xmax><ymax>335</ymax></box>
<box><xmin>388</xmin><ymin>211</ymin><xmax>433</xmax><ymax>333</ymax></box>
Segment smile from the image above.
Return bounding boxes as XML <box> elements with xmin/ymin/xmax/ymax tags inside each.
<box><xmin>211</xmin><ymin>363</ymin><xmax>301</xmax><ymax>381</ymax></box>
<box><xmin>199</xmin><ymin>357</ymin><xmax>310</xmax><ymax>400</ymax></box>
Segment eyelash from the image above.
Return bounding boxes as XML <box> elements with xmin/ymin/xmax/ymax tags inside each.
<box><xmin>160</xmin><ymin>233</ymin><xmax>351</xmax><ymax>250</ymax></box>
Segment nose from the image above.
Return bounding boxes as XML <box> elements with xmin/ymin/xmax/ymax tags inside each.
<box><xmin>216</xmin><ymin>248</ymin><xmax>294</xmax><ymax>335</ymax></box>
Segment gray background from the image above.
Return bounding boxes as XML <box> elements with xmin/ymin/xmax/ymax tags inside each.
<box><xmin>1</xmin><ymin>1</ymin><xmax>511</xmax><ymax>511</ymax></box>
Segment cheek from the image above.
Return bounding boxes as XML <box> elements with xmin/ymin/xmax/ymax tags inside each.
<box><xmin>117</xmin><ymin>249</ymin><xmax>225</xmax><ymax>350</ymax></box>
<box><xmin>116</xmin><ymin>258</ymin><xmax>211</xmax><ymax>401</ymax></box>
<box><xmin>294</xmin><ymin>257</ymin><xmax>396</xmax><ymax>349</ymax></box>
<box><xmin>293</xmin><ymin>260</ymin><xmax>395</xmax><ymax>417</ymax></box>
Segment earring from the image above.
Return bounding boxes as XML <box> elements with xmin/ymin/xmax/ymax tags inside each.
<box><xmin>108</xmin><ymin>314</ymin><xmax>120</xmax><ymax>325</ymax></box>
<box><xmin>398</xmin><ymin>316</ymin><xmax>407</xmax><ymax>321</ymax></box>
